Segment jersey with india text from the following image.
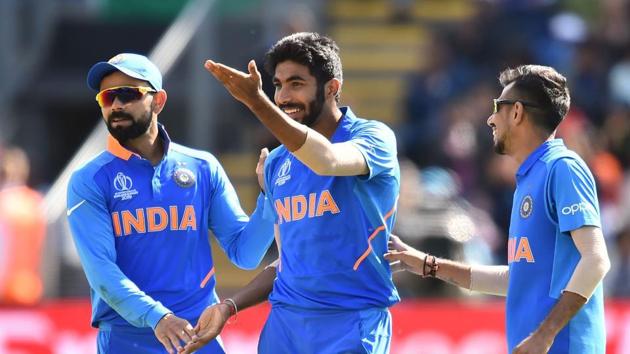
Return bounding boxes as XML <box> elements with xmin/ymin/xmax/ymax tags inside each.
<box><xmin>507</xmin><ymin>139</ymin><xmax>605</xmax><ymax>353</ymax></box>
<box><xmin>263</xmin><ymin>107</ymin><xmax>400</xmax><ymax>311</ymax></box>
<box><xmin>67</xmin><ymin>124</ymin><xmax>274</xmax><ymax>334</ymax></box>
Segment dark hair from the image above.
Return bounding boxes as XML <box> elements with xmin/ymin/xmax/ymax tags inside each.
<box><xmin>264</xmin><ymin>32</ymin><xmax>343</xmax><ymax>100</ymax></box>
<box><xmin>499</xmin><ymin>65</ymin><xmax>570</xmax><ymax>132</ymax></box>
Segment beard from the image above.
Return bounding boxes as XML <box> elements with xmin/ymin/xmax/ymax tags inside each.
<box><xmin>493</xmin><ymin>139</ymin><xmax>507</xmax><ymax>155</ymax></box>
<box><xmin>280</xmin><ymin>84</ymin><xmax>326</xmax><ymax>128</ymax></box>
<box><xmin>106</xmin><ymin>110</ymin><xmax>152</xmax><ymax>144</ymax></box>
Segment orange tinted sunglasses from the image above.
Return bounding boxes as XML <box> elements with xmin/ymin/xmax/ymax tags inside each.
<box><xmin>95</xmin><ymin>86</ymin><xmax>156</xmax><ymax>108</ymax></box>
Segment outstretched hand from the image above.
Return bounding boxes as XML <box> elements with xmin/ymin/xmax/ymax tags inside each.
<box><xmin>204</xmin><ymin>59</ymin><xmax>265</xmax><ymax>108</ymax></box>
<box><xmin>384</xmin><ymin>235</ymin><xmax>427</xmax><ymax>276</ymax></box>
<box><xmin>179</xmin><ymin>303</ymin><xmax>232</xmax><ymax>354</ymax></box>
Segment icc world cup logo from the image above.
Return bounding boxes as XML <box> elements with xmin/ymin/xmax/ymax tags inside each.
<box><xmin>114</xmin><ymin>172</ymin><xmax>133</xmax><ymax>192</ymax></box>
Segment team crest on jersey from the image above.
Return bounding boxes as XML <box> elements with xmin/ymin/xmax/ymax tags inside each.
<box><xmin>173</xmin><ymin>167</ymin><xmax>195</xmax><ymax>188</ymax></box>
<box><xmin>113</xmin><ymin>172</ymin><xmax>139</xmax><ymax>200</ymax></box>
<box><xmin>520</xmin><ymin>195</ymin><xmax>533</xmax><ymax>218</ymax></box>
<box><xmin>275</xmin><ymin>158</ymin><xmax>292</xmax><ymax>186</ymax></box>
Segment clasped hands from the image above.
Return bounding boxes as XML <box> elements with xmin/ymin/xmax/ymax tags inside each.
<box><xmin>155</xmin><ymin>302</ymin><xmax>233</xmax><ymax>354</ymax></box>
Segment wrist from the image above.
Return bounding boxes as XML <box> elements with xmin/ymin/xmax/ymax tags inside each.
<box><xmin>221</xmin><ymin>298</ymin><xmax>238</xmax><ymax>317</ymax></box>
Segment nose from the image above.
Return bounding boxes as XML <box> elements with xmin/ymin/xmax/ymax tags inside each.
<box><xmin>487</xmin><ymin>114</ymin><xmax>494</xmax><ymax>127</ymax></box>
<box><xmin>274</xmin><ymin>86</ymin><xmax>290</xmax><ymax>106</ymax></box>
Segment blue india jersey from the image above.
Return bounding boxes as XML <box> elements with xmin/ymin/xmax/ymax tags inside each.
<box><xmin>263</xmin><ymin>107</ymin><xmax>401</xmax><ymax>310</ymax></box>
<box><xmin>67</xmin><ymin>124</ymin><xmax>274</xmax><ymax>333</ymax></box>
<box><xmin>506</xmin><ymin>139</ymin><xmax>605</xmax><ymax>353</ymax></box>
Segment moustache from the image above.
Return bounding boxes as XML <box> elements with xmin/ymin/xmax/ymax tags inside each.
<box><xmin>278</xmin><ymin>103</ymin><xmax>305</xmax><ymax>111</ymax></box>
<box><xmin>108</xmin><ymin>111</ymin><xmax>135</xmax><ymax>123</ymax></box>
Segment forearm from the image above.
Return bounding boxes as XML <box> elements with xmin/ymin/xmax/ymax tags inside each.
<box><xmin>534</xmin><ymin>291</ymin><xmax>586</xmax><ymax>339</ymax></box>
<box><xmin>470</xmin><ymin>265</ymin><xmax>509</xmax><ymax>296</ymax></box>
<box><xmin>248</xmin><ymin>94</ymin><xmax>308</xmax><ymax>152</ymax></box>
<box><xmin>224</xmin><ymin>193</ymin><xmax>275</xmax><ymax>269</ymax></box>
<box><xmin>293</xmin><ymin>133</ymin><xmax>368</xmax><ymax>176</ymax></box>
<box><xmin>432</xmin><ymin>257</ymin><xmax>472</xmax><ymax>290</ymax></box>
<box><xmin>564</xmin><ymin>226</ymin><xmax>610</xmax><ymax>299</ymax></box>
<box><xmin>230</xmin><ymin>264</ymin><xmax>276</xmax><ymax>311</ymax></box>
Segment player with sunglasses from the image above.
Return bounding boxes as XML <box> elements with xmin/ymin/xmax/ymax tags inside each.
<box><xmin>386</xmin><ymin>65</ymin><xmax>610</xmax><ymax>354</ymax></box>
<box><xmin>66</xmin><ymin>53</ymin><xmax>275</xmax><ymax>354</ymax></box>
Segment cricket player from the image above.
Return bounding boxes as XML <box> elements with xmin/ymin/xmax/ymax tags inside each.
<box><xmin>66</xmin><ymin>53</ymin><xmax>274</xmax><ymax>354</ymax></box>
<box><xmin>385</xmin><ymin>65</ymin><xmax>610</xmax><ymax>354</ymax></box>
<box><xmin>184</xmin><ymin>32</ymin><xmax>401</xmax><ymax>354</ymax></box>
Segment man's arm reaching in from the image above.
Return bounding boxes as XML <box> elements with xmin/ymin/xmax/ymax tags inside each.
<box><xmin>180</xmin><ymin>261</ymin><xmax>278</xmax><ymax>354</ymax></box>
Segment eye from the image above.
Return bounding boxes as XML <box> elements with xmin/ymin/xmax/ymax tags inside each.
<box><xmin>291</xmin><ymin>81</ymin><xmax>303</xmax><ymax>88</ymax></box>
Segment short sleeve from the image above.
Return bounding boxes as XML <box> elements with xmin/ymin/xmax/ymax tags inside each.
<box><xmin>548</xmin><ymin>158</ymin><xmax>601</xmax><ymax>233</ymax></box>
<box><xmin>349</xmin><ymin>121</ymin><xmax>397</xmax><ymax>181</ymax></box>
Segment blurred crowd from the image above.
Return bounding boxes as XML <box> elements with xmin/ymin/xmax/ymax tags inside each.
<box><xmin>393</xmin><ymin>0</ymin><xmax>630</xmax><ymax>298</ymax></box>
<box><xmin>0</xmin><ymin>145</ymin><xmax>46</xmax><ymax>306</ymax></box>
<box><xmin>2</xmin><ymin>0</ymin><xmax>630</xmax><ymax>305</ymax></box>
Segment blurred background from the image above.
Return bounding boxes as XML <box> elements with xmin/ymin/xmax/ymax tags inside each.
<box><xmin>1</xmin><ymin>0</ymin><xmax>630</xmax><ymax>353</ymax></box>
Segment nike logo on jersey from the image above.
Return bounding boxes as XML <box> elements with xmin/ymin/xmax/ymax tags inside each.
<box><xmin>274</xmin><ymin>190</ymin><xmax>340</xmax><ymax>224</ymax></box>
<box><xmin>67</xmin><ymin>200</ymin><xmax>86</xmax><ymax>216</ymax></box>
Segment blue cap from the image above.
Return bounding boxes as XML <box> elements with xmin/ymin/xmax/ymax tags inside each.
<box><xmin>87</xmin><ymin>53</ymin><xmax>162</xmax><ymax>91</ymax></box>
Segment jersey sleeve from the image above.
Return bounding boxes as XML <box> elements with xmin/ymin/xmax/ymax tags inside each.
<box><xmin>547</xmin><ymin>157</ymin><xmax>601</xmax><ymax>233</ymax></box>
<box><xmin>261</xmin><ymin>150</ymin><xmax>279</xmax><ymax>223</ymax></box>
<box><xmin>205</xmin><ymin>155</ymin><xmax>274</xmax><ymax>269</ymax></box>
<box><xmin>349</xmin><ymin>121</ymin><xmax>398</xmax><ymax>181</ymax></box>
<box><xmin>67</xmin><ymin>169</ymin><xmax>170</xmax><ymax>329</ymax></box>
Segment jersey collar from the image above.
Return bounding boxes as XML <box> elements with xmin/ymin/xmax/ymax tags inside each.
<box><xmin>331</xmin><ymin>106</ymin><xmax>356</xmax><ymax>142</ymax></box>
<box><xmin>516</xmin><ymin>138</ymin><xmax>564</xmax><ymax>177</ymax></box>
<box><xmin>107</xmin><ymin>123</ymin><xmax>172</xmax><ymax>161</ymax></box>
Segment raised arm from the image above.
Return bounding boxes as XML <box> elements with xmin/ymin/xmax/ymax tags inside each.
<box><xmin>203</xmin><ymin>59</ymin><xmax>368</xmax><ymax>176</ymax></box>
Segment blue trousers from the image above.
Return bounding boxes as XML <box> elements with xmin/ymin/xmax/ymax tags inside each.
<box><xmin>97</xmin><ymin>327</ymin><xmax>225</xmax><ymax>354</ymax></box>
<box><xmin>258</xmin><ymin>306</ymin><xmax>391</xmax><ymax>354</ymax></box>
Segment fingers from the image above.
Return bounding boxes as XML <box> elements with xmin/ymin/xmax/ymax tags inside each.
<box><xmin>157</xmin><ymin>335</ymin><xmax>175</xmax><ymax>354</ymax></box>
<box><xmin>389</xmin><ymin>260</ymin><xmax>405</xmax><ymax>273</ymax></box>
<box><xmin>204</xmin><ymin>60</ymin><xmax>244</xmax><ymax>83</ymax></box>
<box><xmin>248</xmin><ymin>60</ymin><xmax>261</xmax><ymax>81</ymax></box>
<box><xmin>183</xmin><ymin>323</ymin><xmax>198</xmax><ymax>343</ymax></box>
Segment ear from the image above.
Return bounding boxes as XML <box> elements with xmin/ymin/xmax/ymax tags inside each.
<box><xmin>512</xmin><ymin>101</ymin><xmax>526</xmax><ymax>125</ymax></box>
<box><xmin>152</xmin><ymin>90</ymin><xmax>168</xmax><ymax>114</ymax></box>
<box><xmin>325</xmin><ymin>78</ymin><xmax>342</xmax><ymax>100</ymax></box>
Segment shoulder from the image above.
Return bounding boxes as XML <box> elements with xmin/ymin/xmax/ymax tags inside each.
<box><xmin>265</xmin><ymin>145</ymin><xmax>289</xmax><ymax>169</ymax></box>
<box><xmin>70</xmin><ymin>152</ymin><xmax>115</xmax><ymax>185</ymax></box>
<box><xmin>169</xmin><ymin>143</ymin><xmax>223</xmax><ymax>171</ymax></box>
<box><xmin>349</xmin><ymin>117</ymin><xmax>396</xmax><ymax>141</ymax></box>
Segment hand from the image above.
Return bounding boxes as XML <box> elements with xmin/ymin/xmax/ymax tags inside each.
<box><xmin>204</xmin><ymin>59</ymin><xmax>265</xmax><ymax>108</ymax></box>
<box><xmin>154</xmin><ymin>313</ymin><xmax>198</xmax><ymax>354</ymax></box>
<box><xmin>180</xmin><ymin>303</ymin><xmax>232</xmax><ymax>354</ymax></box>
<box><xmin>256</xmin><ymin>148</ymin><xmax>269</xmax><ymax>193</ymax></box>
<box><xmin>383</xmin><ymin>235</ymin><xmax>427</xmax><ymax>276</ymax></box>
<box><xmin>512</xmin><ymin>331</ymin><xmax>554</xmax><ymax>354</ymax></box>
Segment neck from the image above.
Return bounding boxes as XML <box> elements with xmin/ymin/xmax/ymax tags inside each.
<box><xmin>310</xmin><ymin>106</ymin><xmax>343</xmax><ymax>140</ymax></box>
<box><xmin>511</xmin><ymin>129</ymin><xmax>554</xmax><ymax>165</ymax></box>
<box><xmin>123</xmin><ymin>121</ymin><xmax>164</xmax><ymax>165</ymax></box>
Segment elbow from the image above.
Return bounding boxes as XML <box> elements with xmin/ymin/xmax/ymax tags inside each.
<box><xmin>232</xmin><ymin>254</ymin><xmax>262</xmax><ymax>270</ymax></box>
<box><xmin>589</xmin><ymin>254</ymin><xmax>611</xmax><ymax>280</ymax></box>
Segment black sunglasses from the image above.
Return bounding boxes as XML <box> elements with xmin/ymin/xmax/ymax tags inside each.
<box><xmin>493</xmin><ymin>98</ymin><xmax>543</xmax><ymax>114</ymax></box>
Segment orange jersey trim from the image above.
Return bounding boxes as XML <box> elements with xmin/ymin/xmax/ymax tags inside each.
<box><xmin>200</xmin><ymin>266</ymin><xmax>216</xmax><ymax>288</ymax></box>
<box><xmin>353</xmin><ymin>202</ymin><xmax>397</xmax><ymax>271</ymax></box>
<box><xmin>107</xmin><ymin>135</ymin><xmax>136</xmax><ymax>160</ymax></box>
